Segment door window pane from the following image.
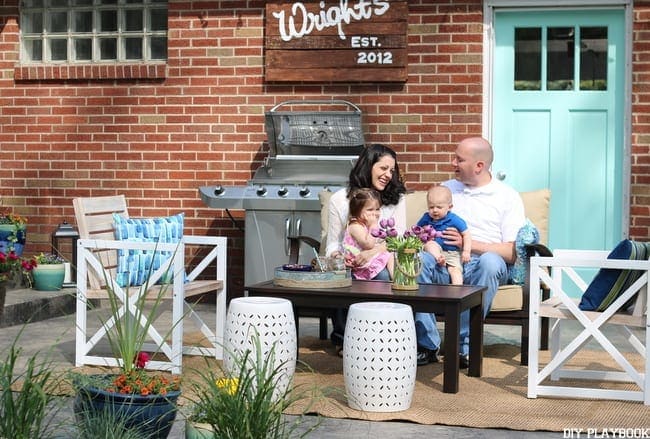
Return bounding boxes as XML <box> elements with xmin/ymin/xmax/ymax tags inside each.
<box><xmin>580</xmin><ymin>27</ymin><xmax>607</xmax><ymax>90</ymax></box>
<box><xmin>547</xmin><ymin>27</ymin><xmax>575</xmax><ymax>90</ymax></box>
<box><xmin>514</xmin><ymin>27</ymin><xmax>541</xmax><ymax>90</ymax></box>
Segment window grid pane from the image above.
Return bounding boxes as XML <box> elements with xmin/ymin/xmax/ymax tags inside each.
<box><xmin>19</xmin><ymin>0</ymin><xmax>167</xmax><ymax>63</ymax></box>
<box><xmin>49</xmin><ymin>38</ymin><xmax>68</xmax><ymax>60</ymax></box>
<box><xmin>547</xmin><ymin>27</ymin><xmax>575</xmax><ymax>91</ymax></box>
<box><xmin>514</xmin><ymin>27</ymin><xmax>542</xmax><ymax>91</ymax></box>
<box><xmin>580</xmin><ymin>26</ymin><xmax>608</xmax><ymax>91</ymax></box>
<box><xmin>72</xmin><ymin>10</ymin><xmax>92</xmax><ymax>33</ymax></box>
<box><xmin>74</xmin><ymin>38</ymin><xmax>92</xmax><ymax>60</ymax></box>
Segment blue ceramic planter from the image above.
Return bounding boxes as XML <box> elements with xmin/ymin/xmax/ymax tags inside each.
<box><xmin>0</xmin><ymin>226</ymin><xmax>26</xmax><ymax>256</ymax></box>
<box><xmin>73</xmin><ymin>379</ymin><xmax>180</xmax><ymax>439</ymax></box>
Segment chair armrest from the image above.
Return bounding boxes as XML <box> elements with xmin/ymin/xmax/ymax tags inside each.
<box><xmin>287</xmin><ymin>235</ymin><xmax>321</xmax><ymax>264</ymax></box>
<box><xmin>525</xmin><ymin>243</ymin><xmax>553</xmax><ymax>258</ymax></box>
<box><xmin>522</xmin><ymin>243</ymin><xmax>554</xmax><ymax>308</ymax></box>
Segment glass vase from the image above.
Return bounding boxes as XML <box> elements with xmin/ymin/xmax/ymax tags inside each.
<box><xmin>392</xmin><ymin>248</ymin><xmax>421</xmax><ymax>291</ymax></box>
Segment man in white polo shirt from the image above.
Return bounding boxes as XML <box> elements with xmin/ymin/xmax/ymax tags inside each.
<box><xmin>415</xmin><ymin>136</ymin><xmax>526</xmax><ymax>367</ymax></box>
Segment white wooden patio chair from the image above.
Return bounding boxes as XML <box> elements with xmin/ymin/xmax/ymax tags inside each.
<box><xmin>527</xmin><ymin>248</ymin><xmax>649</xmax><ymax>404</ymax></box>
<box><xmin>73</xmin><ymin>195</ymin><xmax>227</xmax><ymax>373</ymax></box>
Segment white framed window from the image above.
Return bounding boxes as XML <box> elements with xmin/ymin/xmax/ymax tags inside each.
<box><xmin>20</xmin><ymin>0</ymin><xmax>167</xmax><ymax>64</ymax></box>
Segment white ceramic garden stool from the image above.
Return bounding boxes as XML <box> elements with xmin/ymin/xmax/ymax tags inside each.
<box><xmin>343</xmin><ymin>301</ymin><xmax>417</xmax><ymax>412</ymax></box>
<box><xmin>223</xmin><ymin>296</ymin><xmax>297</xmax><ymax>397</ymax></box>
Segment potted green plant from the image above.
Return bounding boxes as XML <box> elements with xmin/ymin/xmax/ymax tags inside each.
<box><xmin>31</xmin><ymin>252</ymin><xmax>66</xmax><ymax>291</ymax></box>
<box><xmin>0</xmin><ymin>211</ymin><xmax>27</xmax><ymax>256</ymax></box>
<box><xmin>71</xmin><ymin>259</ymin><xmax>181</xmax><ymax>439</ymax></box>
<box><xmin>185</xmin><ymin>332</ymin><xmax>320</xmax><ymax>439</ymax></box>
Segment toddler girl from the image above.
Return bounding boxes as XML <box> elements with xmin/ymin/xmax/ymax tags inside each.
<box><xmin>343</xmin><ymin>188</ymin><xmax>394</xmax><ymax>280</ymax></box>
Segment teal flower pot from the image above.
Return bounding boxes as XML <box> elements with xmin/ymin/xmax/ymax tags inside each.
<box><xmin>32</xmin><ymin>264</ymin><xmax>65</xmax><ymax>291</ymax></box>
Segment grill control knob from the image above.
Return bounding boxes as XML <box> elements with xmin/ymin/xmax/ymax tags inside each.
<box><xmin>256</xmin><ymin>186</ymin><xmax>267</xmax><ymax>197</ymax></box>
<box><xmin>299</xmin><ymin>186</ymin><xmax>311</xmax><ymax>197</ymax></box>
<box><xmin>214</xmin><ymin>185</ymin><xmax>225</xmax><ymax>196</ymax></box>
<box><xmin>277</xmin><ymin>186</ymin><xmax>288</xmax><ymax>197</ymax></box>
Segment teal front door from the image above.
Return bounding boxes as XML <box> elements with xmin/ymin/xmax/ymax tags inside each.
<box><xmin>492</xmin><ymin>9</ymin><xmax>626</xmax><ymax>252</ymax></box>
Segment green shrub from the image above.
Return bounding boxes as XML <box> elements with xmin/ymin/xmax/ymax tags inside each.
<box><xmin>186</xmin><ymin>331</ymin><xmax>321</xmax><ymax>439</ymax></box>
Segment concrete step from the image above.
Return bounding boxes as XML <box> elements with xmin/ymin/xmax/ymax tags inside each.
<box><xmin>0</xmin><ymin>286</ymin><xmax>76</xmax><ymax>328</ymax></box>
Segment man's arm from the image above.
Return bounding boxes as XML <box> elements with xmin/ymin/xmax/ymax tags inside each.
<box><xmin>470</xmin><ymin>240</ymin><xmax>516</xmax><ymax>264</ymax></box>
<box><xmin>442</xmin><ymin>228</ymin><xmax>516</xmax><ymax>264</ymax></box>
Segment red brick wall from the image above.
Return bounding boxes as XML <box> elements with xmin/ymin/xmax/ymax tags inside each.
<box><xmin>631</xmin><ymin>4</ymin><xmax>650</xmax><ymax>239</ymax></box>
<box><xmin>1</xmin><ymin>1</ymin><xmax>648</xmax><ymax>296</ymax></box>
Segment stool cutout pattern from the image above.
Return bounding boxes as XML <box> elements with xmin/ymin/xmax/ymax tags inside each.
<box><xmin>223</xmin><ymin>297</ymin><xmax>297</xmax><ymax>398</ymax></box>
<box><xmin>343</xmin><ymin>302</ymin><xmax>417</xmax><ymax>412</ymax></box>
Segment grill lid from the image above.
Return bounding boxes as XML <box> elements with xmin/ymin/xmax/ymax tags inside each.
<box><xmin>264</xmin><ymin>100</ymin><xmax>365</xmax><ymax>157</ymax></box>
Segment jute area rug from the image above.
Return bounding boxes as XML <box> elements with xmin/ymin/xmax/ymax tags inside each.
<box><xmin>282</xmin><ymin>337</ymin><xmax>649</xmax><ymax>432</ymax></box>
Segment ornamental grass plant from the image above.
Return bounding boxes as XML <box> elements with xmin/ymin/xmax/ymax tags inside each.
<box><xmin>185</xmin><ymin>331</ymin><xmax>321</xmax><ymax>439</ymax></box>
<box><xmin>73</xmin><ymin>407</ymin><xmax>149</xmax><ymax>439</ymax></box>
<box><xmin>0</xmin><ymin>328</ymin><xmax>67</xmax><ymax>439</ymax></box>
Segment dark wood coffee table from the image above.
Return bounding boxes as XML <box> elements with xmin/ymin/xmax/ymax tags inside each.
<box><xmin>245</xmin><ymin>279</ymin><xmax>485</xmax><ymax>393</ymax></box>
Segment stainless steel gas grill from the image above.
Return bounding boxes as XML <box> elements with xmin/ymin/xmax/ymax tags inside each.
<box><xmin>199</xmin><ymin>100</ymin><xmax>364</xmax><ymax>286</ymax></box>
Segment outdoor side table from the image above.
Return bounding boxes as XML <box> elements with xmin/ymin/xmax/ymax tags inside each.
<box><xmin>343</xmin><ymin>301</ymin><xmax>417</xmax><ymax>412</ymax></box>
<box><xmin>223</xmin><ymin>296</ymin><xmax>297</xmax><ymax>397</ymax></box>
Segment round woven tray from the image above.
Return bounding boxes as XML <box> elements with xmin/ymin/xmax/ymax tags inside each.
<box><xmin>273</xmin><ymin>268</ymin><xmax>352</xmax><ymax>289</ymax></box>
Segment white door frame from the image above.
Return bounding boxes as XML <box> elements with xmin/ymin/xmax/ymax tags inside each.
<box><xmin>482</xmin><ymin>0</ymin><xmax>633</xmax><ymax>238</ymax></box>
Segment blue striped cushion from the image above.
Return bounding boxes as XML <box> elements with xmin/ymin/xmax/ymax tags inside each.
<box><xmin>113</xmin><ymin>213</ymin><xmax>184</xmax><ymax>287</ymax></box>
<box><xmin>579</xmin><ymin>240</ymin><xmax>650</xmax><ymax>311</ymax></box>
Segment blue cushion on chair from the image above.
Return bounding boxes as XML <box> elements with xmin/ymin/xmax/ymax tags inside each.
<box><xmin>579</xmin><ymin>240</ymin><xmax>650</xmax><ymax>311</ymax></box>
<box><xmin>113</xmin><ymin>213</ymin><xmax>184</xmax><ymax>287</ymax></box>
<box><xmin>509</xmin><ymin>219</ymin><xmax>540</xmax><ymax>285</ymax></box>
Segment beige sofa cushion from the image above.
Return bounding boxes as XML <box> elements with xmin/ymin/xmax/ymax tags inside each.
<box><xmin>520</xmin><ymin>188</ymin><xmax>550</xmax><ymax>245</ymax></box>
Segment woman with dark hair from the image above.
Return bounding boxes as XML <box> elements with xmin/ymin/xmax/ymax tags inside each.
<box><xmin>326</xmin><ymin>143</ymin><xmax>407</xmax><ymax>261</ymax></box>
<box><xmin>325</xmin><ymin>143</ymin><xmax>409</xmax><ymax>351</ymax></box>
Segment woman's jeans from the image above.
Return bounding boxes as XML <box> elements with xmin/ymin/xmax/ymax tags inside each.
<box><xmin>330</xmin><ymin>267</ymin><xmax>391</xmax><ymax>346</ymax></box>
<box><xmin>415</xmin><ymin>251</ymin><xmax>508</xmax><ymax>356</ymax></box>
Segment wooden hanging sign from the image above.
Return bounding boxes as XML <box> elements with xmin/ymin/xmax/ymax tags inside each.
<box><xmin>264</xmin><ymin>0</ymin><xmax>408</xmax><ymax>83</ymax></box>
